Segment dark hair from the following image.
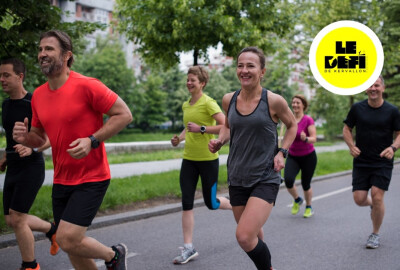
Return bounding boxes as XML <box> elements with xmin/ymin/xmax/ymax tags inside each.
<box><xmin>187</xmin><ymin>66</ymin><xmax>209</xmax><ymax>87</ymax></box>
<box><xmin>292</xmin><ymin>94</ymin><xmax>308</xmax><ymax>111</ymax></box>
<box><xmin>40</xmin><ymin>30</ymin><xmax>74</xmax><ymax>67</ymax></box>
<box><xmin>237</xmin><ymin>47</ymin><xmax>266</xmax><ymax>69</ymax></box>
<box><xmin>0</xmin><ymin>58</ymin><xmax>26</xmax><ymax>81</ymax></box>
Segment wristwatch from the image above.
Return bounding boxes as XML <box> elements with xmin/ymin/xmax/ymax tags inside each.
<box><xmin>89</xmin><ymin>135</ymin><xmax>100</xmax><ymax>149</ymax></box>
<box><xmin>278</xmin><ymin>148</ymin><xmax>288</xmax><ymax>158</ymax></box>
<box><xmin>390</xmin><ymin>145</ymin><xmax>397</xmax><ymax>152</ymax></box>
<box><xmin>200</xmin><ymin>125</ymin><xmax>206</xmax><ymax>135</ymax></box>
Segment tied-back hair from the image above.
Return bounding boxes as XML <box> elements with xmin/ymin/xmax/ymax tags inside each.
<box><xmin>237</xmin><ymin>47</ymin><xmax>266</xmax><ymax>69</ymax></box>
<box><xmin>292</xmin><ymin>94</ymin><xmax>308</xmax><ymax>112</ymax></box>
<box><xmin>40</xmin><ymin>30</ymin><xmax>74</xmax><ymax>67</ymax></box>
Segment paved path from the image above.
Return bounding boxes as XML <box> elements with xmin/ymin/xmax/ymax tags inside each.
<box><xmin>0</xmin><ymin>142</ymin><xmax>349</xmax><ymax>189</ymax></box>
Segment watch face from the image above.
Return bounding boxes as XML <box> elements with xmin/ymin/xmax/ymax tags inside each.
<box><xmin>200</xmin><ymin>126</ymin><xmax>206</xmax><ymax>132</ymax></box>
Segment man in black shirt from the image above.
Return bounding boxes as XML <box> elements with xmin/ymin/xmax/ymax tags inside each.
<box><xmin>343</xmin><ymin>75</ymin><xmax>400</xmax><ymax>249</ymax></box>
<box><xmin>0</xmin><ymin>58</ymin><xmax>57</xmax><ymax>270</ymax></box>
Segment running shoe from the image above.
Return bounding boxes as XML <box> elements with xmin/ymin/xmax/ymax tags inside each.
<box><xmin>173</xmin><ymin>247</ymin><xmax>199</xmax><ymax>264</ymax></box>
<box><xmin>106</xmin><ymin>243</ymin><xmax>128</xmax><ymax>270</ymax></box>
<box><xmin>49</xmin><ymin>233</ymin><xmax>59</xmax><ymax>255</ymax></box>
<box><xmin>19</xmin><ymin>263</ymin><xmax>40</xmax><ymax>270</ymax></box>
<box><xmin>366</xmin><ymin>233</ymin><xmax>380</xmax><ymax>249</ymax></box>
<box><xmin>291</xmin><ymin>197</ymin><xmax>303</xmax><ymax>215</ymax></box>
<box><xmin>303</xmin><ymin>207</ymin><xmax>314</xmax><ymax>218</ymax></box>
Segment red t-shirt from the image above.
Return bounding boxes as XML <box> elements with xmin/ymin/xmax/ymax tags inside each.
<box><xmin>31</xmin><ymin>71</ymin><xmax>118</xmax><ymax>185</ymax></box>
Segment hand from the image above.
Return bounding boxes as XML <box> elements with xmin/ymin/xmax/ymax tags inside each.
<box><xmin>13</xmin><ymin>144</ymin><xmax>33</xmax><ymax>158</ymax></box>
<box><xmin>208</xmin><ymin>139</ymin><xmax>223</xmax><ymax>153</ymax></box>
<box><xmin>171</xmin><ymin>135</ymin><xmax>180</xmax><ymax>147</ymax></box>
<box><xmin>349</xmin><ymin>145</ymin><xmax>361</xmax><ymax>158</ymax></box>
<box><xmin>187</xmin><ymin>122</ymin><xmax>200</xmax><ymax>133</ymax></box>
<box><xmin>0</xmin><ymin>158</ymin><xmax>7</xmax><ymax>172</ymax></box>
<box><xmin>273</xmin><ymin>152</ymin><xmax>285</xmax><ymax>172</ymax></box>
<box><xmin>380</xmin><ymin>146</ymin><xmax>395</xmax><ymax>160</ymax></box>
<box><xmin>300</xmin><ymin>131</ymin><xmax>307</xmax><ymax>141</ymax></box>
<box><xmin>13</xmin><ymin>117</ymin><xmax>29</xmax><ymax>144</ymax></box>
<box><xmin>66</xmin><ymin>137</ymin><xmax>92</xmax><ymax>159</ymax></box>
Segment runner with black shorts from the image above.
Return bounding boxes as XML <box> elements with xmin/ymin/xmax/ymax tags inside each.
<box><xmin>343</xmin><ymin>75</ymin><xmax>400</xmax><ymax>249</ymax></box>
<box><xmin>170</xmin><ymin>66</ymin><xmax>231</xmax><ymax>265</ymax></box>
<box><xmin>12</xmin><ymin>31</ymin><xmax>133</xmax><ymax>270</ymax></box>
<box><xmin>209</xmin><ymin>47</ymin><xmax>297</xmax><ymax>270</ymax></box>
<box><xmin>1</xmin><ymin>58</ymin><xmax>58</xmax><ymax>270</ymax></box>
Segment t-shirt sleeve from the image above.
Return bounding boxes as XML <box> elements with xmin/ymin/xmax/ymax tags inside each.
<box><xmin>87</xmin><ymin>79</ymin><xmax>118</xmax><ymax>113</ymax></box>
<box><xmin>306</xmin><ymin>115</ymin><xmax>315</xmax><ymax>127</ymax></box>
<box><xmin>392</xmin><ymin>107</ymin><xmax>400</xmax><ymax>131</ymax></box>
<box><xmin>343</xmin><ymin>105</ymin><xmax>356</xmax><ymax>128</ymax></box>
<box><xmin>206</xmin><ymin>98</ymin><xmax>222</xmax><ymax>116</ymax></box>
<box><xmin>31</xmin><ymin>93</ymin><xmax>42</xmax><ymax>129</ymax></box>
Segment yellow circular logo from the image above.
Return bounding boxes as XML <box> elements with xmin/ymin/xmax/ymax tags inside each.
<box><xmin>309</xmin><ymin>21</ymin><xmax>384</xmax><ymax>95</ymax></box>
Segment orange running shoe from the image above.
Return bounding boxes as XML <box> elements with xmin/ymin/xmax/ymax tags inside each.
<box><xmin>49</xmin><ymin>233</ymin><xmax>60</xmax><ymax>255</ymax></box>
<box><xmin>19</xmin><ymin>263</ymin><xmax>40</xmax><ymax>270</ymax></box>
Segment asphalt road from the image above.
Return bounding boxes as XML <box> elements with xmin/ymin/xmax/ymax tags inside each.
<box><xmin>1</xmin><ymin>163</ymin><xmax>399</xmax><ymax>270</ymax></box>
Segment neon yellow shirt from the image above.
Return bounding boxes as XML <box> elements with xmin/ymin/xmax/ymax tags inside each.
<box><xmin>182</xmin><ymin>94</ymin><xmax>221</xmax><ymax>161</ymax></box>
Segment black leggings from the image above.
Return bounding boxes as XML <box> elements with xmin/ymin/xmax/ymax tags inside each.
<box><xmin>284</xmin><ymin>151</ymin><xmax>317</xmax><ymax>191</ymax></box>
<box><xmin>180</xmin><ymin>158</ymin><xmax>220</xmax><ymax>211</ymax></box>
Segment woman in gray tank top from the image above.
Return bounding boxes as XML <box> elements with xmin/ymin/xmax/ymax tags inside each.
<box><xmin>209</xmin><ymin>47</ymin><xmax>297</xmax><ymax>270</ymax></box>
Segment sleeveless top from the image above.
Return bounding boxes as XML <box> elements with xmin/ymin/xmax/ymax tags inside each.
<box><xmin>227</xmin><ymin>88</ymin><xmax>281</xmax><ymax>187</ymax></box>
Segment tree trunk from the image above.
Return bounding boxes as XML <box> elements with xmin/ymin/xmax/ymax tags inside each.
<box><xmin>193</xmin><ymin>49</ymin><xmax>199</xmax><ymax>66</ymax></box>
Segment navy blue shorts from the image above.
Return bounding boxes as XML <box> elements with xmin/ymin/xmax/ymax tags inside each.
<box><xmin>52</xmin><ymin>180</ymin><xmax>110</xmax><ymax>227</ymax></box>
<box><xmin>352</xmin><ymin>166</ymin><xmax>392</xmax><ymax>191</ymax></box>
<box><xmin>229</xmin><ymin>182</ymin><xmax>280</xmax><ymax>206</ymax></box>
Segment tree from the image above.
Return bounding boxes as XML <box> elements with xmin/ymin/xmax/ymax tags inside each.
<box><xmin>0</xmin><ymin>0</ymin><xmax>103</xmax><ymax>89</ymax></box>
<box><xmin>115</xmin><ymin>0</ymin><xmax>294</xmax><ymax>68</ymax></box>
<box><xmin>135</xmin><ymin>74</ymin><xmax>168</xmax><ymax>132</ymax></box>
<box><xmin>73</xmin><ymin>36</ymin><xmax>135</xmax><ymax>109</ymax></box>
<box><xmin>159</xmin><ymin>65</ymin><xmax>188</xmax><ymax>130</ymax></box>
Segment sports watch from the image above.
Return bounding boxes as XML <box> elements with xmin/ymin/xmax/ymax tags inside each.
<box><xmin>89</xmin><ymin>135</ymin><xmax>100</xmax><ymax>149</ymax></box>
<box><xmin>278</xmin><ymin>148</ymin><xmax>288</xmax><ymax>158</ymax></box>
<box><xmin>200</xmin><ymin>125</ymin><xmax>206</xmax><ymax>135</ymax></box>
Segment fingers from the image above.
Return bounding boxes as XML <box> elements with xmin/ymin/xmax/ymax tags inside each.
<box><xmin>67</xmin><ymin>138</ymin><xmax>91</xmax><ymax>159</ymax></box>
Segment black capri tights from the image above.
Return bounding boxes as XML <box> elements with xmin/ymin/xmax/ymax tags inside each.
<box><xmin>284</xmin><ymin>151</ymin><xmax>317</xmax><ymax>191</ymax></box>
<box><xmin>180</xmin><ymin>159</ymin><xmax>220</xmax><ymax>211</ymax></box>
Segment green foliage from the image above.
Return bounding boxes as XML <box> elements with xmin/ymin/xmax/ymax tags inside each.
<box><xmin>205</xmin><ymin>69</ymin><xmax>232</xmax><ymax>108</ymax></box>
<box><xmin>73</xmin><ymin>36</ymin><xmax>135</xmax><ymax>105</ymax></box>
<box><xmin>159</xmin><ymin>65</ymin><xmax>188</xmax><ymax>129</ymax></box>
<box><xmin>0</xmin><ymin>0</ymin><xmax>103</xmax><ymax>90</ymax></box>
<box><xmin>115</xmin><ymin>0</ymin><xmax>295</xmax><ymax>68</ymax></box>
<box><xmin>135</xmin><ymin>74</ymin><xmax>168</xmax><ymax>131</ymax></box>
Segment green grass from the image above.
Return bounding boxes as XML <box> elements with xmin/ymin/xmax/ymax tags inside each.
<box><xmin>1</xmin><ymin>146</ymin><xmax>400</xmax><ymax>234</ymax></box>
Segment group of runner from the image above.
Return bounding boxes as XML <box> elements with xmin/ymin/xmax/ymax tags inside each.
<box><xmin>1</xmin><ymin>30</ymin><xmax>399</xmax><ymax>270</ymax></box>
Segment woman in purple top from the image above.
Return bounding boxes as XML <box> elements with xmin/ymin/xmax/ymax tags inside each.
<box><xmin>284</xmin><ymin>95</ymin><xmax>317</xmax><ymax>218</ymax></box>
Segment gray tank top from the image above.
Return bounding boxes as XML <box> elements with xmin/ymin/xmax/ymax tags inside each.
<box><xmin>227</xmin><ymin>88</ymin><xmax>281</xmax><ymax>187</ymax></box>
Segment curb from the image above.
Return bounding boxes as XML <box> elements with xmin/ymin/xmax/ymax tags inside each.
<box><xmin>0</xmin><ymin>168</ymin><xmax>353</xmax><ymax>250</ymax></box>
<box><xmin>2</xmin><ymin>160</ymin><xmax>399</xmax><ymax>249</ymax></box>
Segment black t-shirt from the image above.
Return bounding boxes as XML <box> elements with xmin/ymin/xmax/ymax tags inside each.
<box><xmin>343</xmin><ymin>99</ymin><xmax>400</xmax><ymax>168</ymax></box>
<box><xmin>1</xmin><ymin>92</ymin><xmax>42</xmax><ymax>161</ymax></box>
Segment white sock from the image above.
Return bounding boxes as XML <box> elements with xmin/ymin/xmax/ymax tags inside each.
<box><xmin>184</xmin><ymin>243</ymin><xmax>193</xmax><ymax>249</ymax></box>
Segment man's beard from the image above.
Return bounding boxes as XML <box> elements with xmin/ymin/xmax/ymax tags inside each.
<box><xmin>40</xmin><ymin>55</ymin><xmax>64</xmax><ymax>77</ymax></box>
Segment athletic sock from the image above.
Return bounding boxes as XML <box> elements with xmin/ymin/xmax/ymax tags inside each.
<box><xmin>245</xmin><ymin>238</ymin><xmax>271</xmax><ymax>270</ymax></box>
<box><xmin>45</xmin><ymin>222</ymin><xmax>56</xmax><ymax>239</ymax></box>
<box><xmin>295</xmin><ymin>197</ymin><xmax>302</xmax><ymax>203</ymax></box>
<box><xmin>306</xmin><ymin>205</ymin><xmax>312</xmax><ymax>209</ymax></box>
<box><xmin>184</xmin><ymin>243</ymin><xmax>193</xmax><ymax>250</ymax></box>
<box><xmin>22</xmin><ymin>260</ymin><xmax>37</xmax><ymax>269</ymax></box>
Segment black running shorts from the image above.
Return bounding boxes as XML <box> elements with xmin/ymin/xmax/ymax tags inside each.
<box><xmin>52</xmin><ymin>180</ymin><xmax>110</xmax><ymax>227</ymax></box>
<box><xmin>229</xmin><ymin>182</ymin><xmax>280</xmax><ymax>206</ymax></box>
<box><xmin>352</xmin><ymin>166</ymin><xmax>392</xmax><ymax>191</ymax></box>
<box><xmin>3</xmin><ymin>158</ymin><xmax>45</xmax><ymax>215</ymax></box>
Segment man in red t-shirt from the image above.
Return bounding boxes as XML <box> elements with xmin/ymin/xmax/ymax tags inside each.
<box><xmin>13</xmin><ymin>30</ymin><xmax>133</xmax><ymax>270</ymax></box>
